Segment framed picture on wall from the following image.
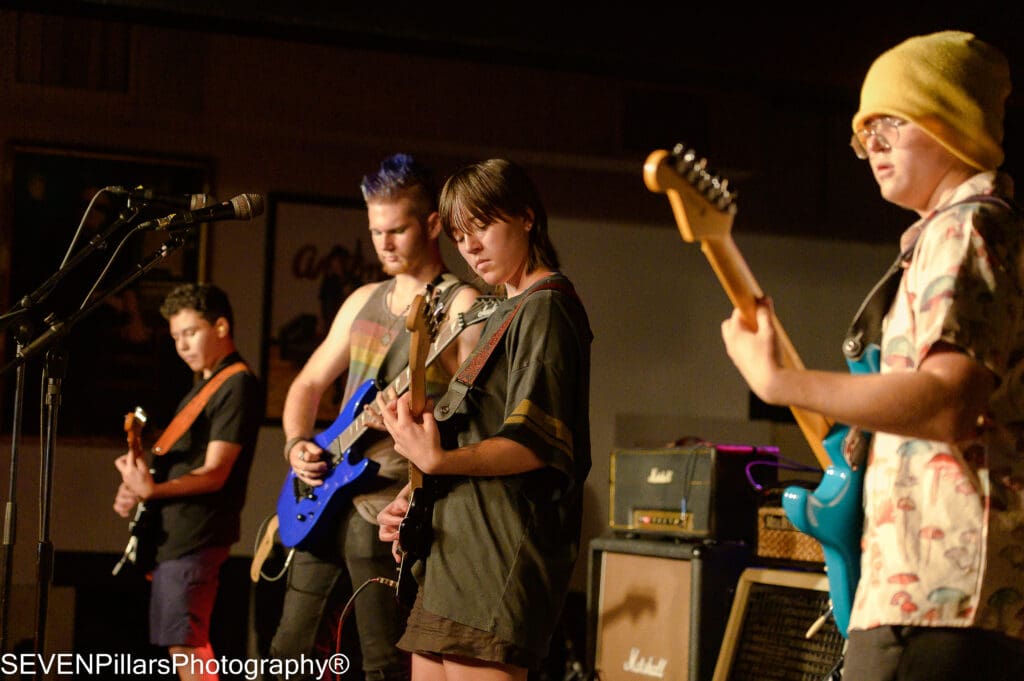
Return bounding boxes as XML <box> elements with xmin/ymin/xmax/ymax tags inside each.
<box><xmin>261</xmin><ymin>192</ymin><xmax>384</xmax><ymax>422</ymax></box>
<box><xmin>1</xmin><ymin>143</ymin><xmax>212</xmax><ymax>438</ymax></box>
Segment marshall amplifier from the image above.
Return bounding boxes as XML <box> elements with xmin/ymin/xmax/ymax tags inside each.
<box><xmin>609</xmin><ymin>443</ymin><xmax>777</xmax><ymax>542</ymax></box>
<box><xmin>588</xmin><ymin>536</ymin><xmax>751</xmax><ymax>681</ymax></box>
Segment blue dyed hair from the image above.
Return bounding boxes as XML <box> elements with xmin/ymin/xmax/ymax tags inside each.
<box><xmin>359</xmin><ymin>153</ymin><xmax>438</xmax><ymax>221</ymax></box>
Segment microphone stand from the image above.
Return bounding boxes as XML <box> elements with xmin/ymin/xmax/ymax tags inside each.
<box><xmin>32</xmin><ymin>345</ymin><xmax>65</xmax><ymax>661</ymax></box>
<box><xmin>0</xmin><ymin>324</ymin><xmax>29</xmax><ymax>655</ymax></box>
<box><xmin>0</xmin><ymin>201</ymin><xmax>137</xmax><ymax>655</ymax></box>
<box><xmin>0</xmin><ymin>225</ymin><xmax>190</xmax><ymax>659</ymax></box>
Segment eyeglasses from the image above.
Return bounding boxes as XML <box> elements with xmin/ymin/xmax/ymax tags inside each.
<box><xmin>850</xmin><ymin>116</ymin><xmax>906</xmax><ymax>159</ymax></box>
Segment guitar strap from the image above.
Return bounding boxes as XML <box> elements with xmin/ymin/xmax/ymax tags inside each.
<box><xmin>151</xmin><ymin>361</ymin><xmax>248</xmax><ymax>455</ymax></box>
<box><xmin>842</xmin><ymin>247</ymin><xmax>909</xmax><ymax>362</ymax></box>
<box><xmin>843</xmin><ymin>194</ymin><xmax>1018</xmax><ymax>362</ymax></box>
<box><xmin>435</xmin><ymin>276</ymin><xmax>582</xmax><ymax>420</ymax></box>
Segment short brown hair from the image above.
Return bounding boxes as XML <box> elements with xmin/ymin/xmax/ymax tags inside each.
<box><xmin>440</xmin><ymin>158</ymin><xmax>560</xmax><ymax>273</ymax></box>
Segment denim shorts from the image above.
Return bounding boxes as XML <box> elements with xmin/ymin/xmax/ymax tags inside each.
<box><xmin>149</xmin><ymin>545</ymin><xmax>229</xmax><ymax>647</ymax></box>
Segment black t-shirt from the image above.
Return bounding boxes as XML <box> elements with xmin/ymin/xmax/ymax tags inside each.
<box><xmin>155</xmin><ymin>353</ymin><xmax>263</xmax><ymax>562</ymax></box>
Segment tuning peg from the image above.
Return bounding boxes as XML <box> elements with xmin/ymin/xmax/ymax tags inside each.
<box><xmin>714</xmin><ymin>178</ymin><xmax>738</xmax><ymax>210</ymax></box>
<box><xmin>670</xmin><ymin>144</ymin><xmax>698</xmax><ymax>169</ymax></box>
<box><xmin>666</xmin><ymin>142</ymin><xmax>738</xmax><ymax>212</ymax></box>
<box><xmin>431</xmin><ymin>297</ymin><xmax>451</xmax><ymax>336</ymax></box>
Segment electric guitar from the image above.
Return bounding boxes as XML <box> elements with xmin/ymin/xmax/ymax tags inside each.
<box><xmin>112</xmin><ymin>406</ymin><xmax>161</xmax><ymax>576</ymax></box>
<box><xmin>395</xmin><ymin>292</ymin><xmax>434</xmax><ymax>607</ymax></box>
<box><xmin>276</xmin><ymin>294</ymin><xmax>501</xmax><ymax>549</ymax></box>
<box><xmin>644</xmin><ymin>144</ymin><xmax>872</xmax><ymax>638</ymax></box>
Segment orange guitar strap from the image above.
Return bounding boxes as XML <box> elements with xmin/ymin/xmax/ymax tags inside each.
<box><xmin>151</xmin><ymin>361</ymin><xmax>248</xmax><ymax>455</ymax></box>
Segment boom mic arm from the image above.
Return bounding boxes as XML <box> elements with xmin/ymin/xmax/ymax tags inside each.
<box><xmin>106</xmin><ymin>186</ymin><xmax>215</xmax><ymax>210</ymax></box>
<box><xmin>139</xmin><ymin>193</ymin><xmax>265</xmax><ymax>231</ymax></box>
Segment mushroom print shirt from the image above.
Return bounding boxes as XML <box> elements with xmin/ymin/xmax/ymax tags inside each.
<box><xmin>850</xmin><ymin>171</ymin><xmax>1024</xmax><ymax>641</ymax></box>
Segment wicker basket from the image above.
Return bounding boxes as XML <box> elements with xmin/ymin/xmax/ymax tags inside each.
<box><xmin>757</xmin><ymin>506</ymin><xmax>824</xmax><ymax>563</ymax></box>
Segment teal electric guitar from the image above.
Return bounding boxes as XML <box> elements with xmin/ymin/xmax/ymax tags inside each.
<box><xmin>644</xmin><ymin>144</ymin><xmax>868</xmax><ymax>638</ymax></box>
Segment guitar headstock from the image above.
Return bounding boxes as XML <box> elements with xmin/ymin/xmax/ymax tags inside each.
<box><xmin>124</xmin><ymin>406</ymin><xmax>148</xmax><ymax>462</ymax></box>
<box><xmin>643</xmin><ymin>144</ymin><xmax>738</xmax><ymax>243</ymax></box>
<box><xmin>461</xmin><ymin>295</ymin><xmax>502</xmax><ymax>327</ymax></box>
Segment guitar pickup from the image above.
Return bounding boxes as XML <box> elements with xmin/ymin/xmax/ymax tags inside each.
<box><xmin>292</xmin><ymin>477</ymin><xmax>315</xmax><ymax>503</ymax></box>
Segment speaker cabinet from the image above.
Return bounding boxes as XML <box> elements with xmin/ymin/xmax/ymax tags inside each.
<box><xmin>712</xmin><ymin>568</ymin><xmax>846</xmax><ymax>681</ymax></box>
<box><xmin>587</xmin><ymin>536</ymin><xmax>750</xmax><ymax>681</ymax></box>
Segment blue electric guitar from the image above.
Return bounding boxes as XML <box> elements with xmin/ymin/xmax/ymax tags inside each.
<box><xmin>644</xmin><ymin>144</ymin><xmax>873</xmax><ymax>638</ymax></box>
<box><xmin>276</xmin><ymin>294</ymin><xmax>501</xmax><ymax>549</ymax></box>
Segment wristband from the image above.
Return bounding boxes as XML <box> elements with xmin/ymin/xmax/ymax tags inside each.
<box><xmin>284</xmin><ymin>436</ymin><xmax>310</xmax><ymax>461</ymax></box>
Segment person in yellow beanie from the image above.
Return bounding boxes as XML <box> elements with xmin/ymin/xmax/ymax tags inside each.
<box><xmin>721</xmin><ymin>30</ymin><xmax>1024</xmax><ymax>681</ymax></box>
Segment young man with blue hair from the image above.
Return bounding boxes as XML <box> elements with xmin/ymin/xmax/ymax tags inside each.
<box><xmin>270</xmin><ymin>153</ymin><xmax>480</xmax><ymax>681</ymax></box>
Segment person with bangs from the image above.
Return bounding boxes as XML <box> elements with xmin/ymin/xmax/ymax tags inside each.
<box><xmin>376</xmin><ymin>158</ymin><xmax>592</xmax><ymax>681</ymax></box>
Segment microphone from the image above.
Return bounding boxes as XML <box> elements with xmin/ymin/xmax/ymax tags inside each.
<box><xmin>139</xmin><ymin>193</ymin><xmax>265</xmax><ymax>231</ymax></box>
<box><xmin>106</xmin><ymin>186</ymin><xmax>215</xmax><ymax>210</ymax></box>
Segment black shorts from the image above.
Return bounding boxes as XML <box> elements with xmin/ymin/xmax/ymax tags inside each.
<box><xmin>843</xmin><ymin>625</ymin><xmax>1024</xmax><ymax>681</ymax></box>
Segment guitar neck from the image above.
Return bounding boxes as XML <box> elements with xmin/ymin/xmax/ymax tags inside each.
<box><xmin>701</xmin><ymin>236</ymin><xmax>833</xmax><ymax>468</ymax></box>
<box><xmin>648</xmin><ymin>148</ymin><xmax>833</xmax><ymax>469</ymax></box>
<box><xmin>332</xmin><ymin>308</ymin><xmax>468</xmax><ymax>454</ymax></box>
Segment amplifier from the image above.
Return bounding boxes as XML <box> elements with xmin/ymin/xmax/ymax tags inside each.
<box><xmin>713</xmin><ymin>568</ymin><xmax>845</xmax><ymax>681</ymax></box>
<box><xmin>609</xmin><ymin>443</ymin><xmax>776</xmax><ymax>542</ymax></box>
<box><xmin>588</xmin><ymin>536</ymin><xmax>751</xmax><ymax>681</ymax></box>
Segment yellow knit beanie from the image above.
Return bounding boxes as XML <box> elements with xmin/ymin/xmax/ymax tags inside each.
<box><xmin>852</xmin><ymin>31</ymin><xmax>1011</xmax><ymax>170</ymax></box>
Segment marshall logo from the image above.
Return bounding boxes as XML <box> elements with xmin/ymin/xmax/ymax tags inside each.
<box><xmin>622</xmin><ymin>647</ymin><xmax>668</xmax><ymax>678</ymax></box>
<box><xmin>646</xmin><ymin>467</ymin><xmax>674</xmax><ymax>484</ymax></box>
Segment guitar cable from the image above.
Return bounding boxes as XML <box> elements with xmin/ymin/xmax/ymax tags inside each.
<box><xmin>331</xmin><ymin>576</ymin><xmax>400</xmax><ymax>681</ymax></box>
<box><xmin>251</xmin><ymin>513</ymin><xmax>294</xmax><ymax>581</ymax></box>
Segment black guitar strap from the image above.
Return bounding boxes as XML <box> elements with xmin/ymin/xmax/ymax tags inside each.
<box><xmin>842</xmin><ymin>248</ymin><xmax>908</xmax><ymax>363</ymax></box>
<box><xmin>843</xmin><ymin>194</ymin><xmax>1019</xmax><ymax>362</ymax></box>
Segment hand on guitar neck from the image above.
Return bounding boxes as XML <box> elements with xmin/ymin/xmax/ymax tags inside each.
<box><xmin>379</xmin><ymin>292</ymin><xmax>437</xmax><ymax>606</ymax></box>
<box><xmin>113</xmin><ymin>406</ymin><xmax>160</xmax><ymax>576</ymax></box>
<box><xmin>645</xmin><ymin>144</ymin><xmax>870</xmax><ymax>638</ymax></box>
<box><xmin>113</xmin><ymin>407</ymin><xmax>149</xmax><ymax>517</ymax></box>
<box><xmin>278</xmin><ymin>293</ymin><xmax>500</xmax><ymax>550</ymax></box>
<box><xmin>405</xmin><ymin>292</ymin><xmax>431</xmax><ymax>484</ymax></box>
<box><xmin>643</xmin><ymin>145</ymin><xmax>833</xmax><ymax>465</ymax></box>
